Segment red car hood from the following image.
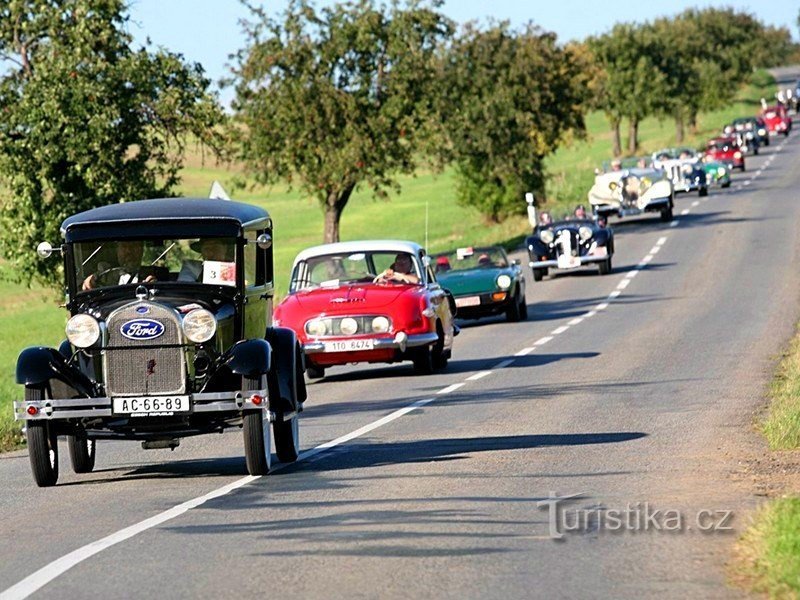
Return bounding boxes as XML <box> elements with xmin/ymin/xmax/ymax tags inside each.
<box><xmin>289</xmin><ymin>283</ymin><xmax>417</xmax><ymax>313</ymax></box>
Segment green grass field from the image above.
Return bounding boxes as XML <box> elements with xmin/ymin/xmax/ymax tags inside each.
<box><xmin>0</xmin><ymin>70</ymin><xmax>776</xmax><ymax>450</ymax></box>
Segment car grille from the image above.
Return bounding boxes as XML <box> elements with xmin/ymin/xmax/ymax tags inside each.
<box><xmin>105</xmin><ymin>303</ymin><xmax>186</xmax><ymax>396</ymax></box>
<box><xmin>555</xmin><ymin>230</ymin><xmax>579</xmax><ymax>257</ymax></box>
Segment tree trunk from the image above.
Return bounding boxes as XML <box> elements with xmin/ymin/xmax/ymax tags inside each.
<box><xmin>611</xmin><ymin>118</ymin><xmax>622</xmax><ymax>157</ymax></box>
<box><xmin>675</xmin><ymin>113</ymin><xmax>684</xmax><ymax>144</ymax></box>
<box><xmin>688</xmin><ymin>112</ymin><xmax>698</xmax><ymax>135</ymax></box>
<box><xmin>322</xmin><ymin>183</ymin><xmax>356</xmax><ymax>244</ymax></box>
<box><xmin>627</xmin><ymin>117</ymin><xmax>639</xmax><ymax>154</ymax></box>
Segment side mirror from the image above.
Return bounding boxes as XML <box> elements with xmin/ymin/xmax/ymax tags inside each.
<box><xmin>256</xmin><ymin>233</ymin><xmax>272</xmax><ymax>250</ymax></box>
<box><xmin>422</xmin><ymin>255</ymin><xmax>431</xmax><ymax>268</ymax></box>
<box><xmin>37</xmin><ymin>242</ymin><xmax>61</xmax><ymax>258</ymax></box>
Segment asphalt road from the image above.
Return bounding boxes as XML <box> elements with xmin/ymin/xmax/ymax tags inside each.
<box><xmin>3</xmin><ymin>87</ymin><xmax>800</xmax><ymax>598</ymax></box>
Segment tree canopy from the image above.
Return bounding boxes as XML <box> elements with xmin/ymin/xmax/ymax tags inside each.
<box><xmin>0</xmin><ymin>0</ymin><xmax>224</xmax><ymax>286</ymax></box>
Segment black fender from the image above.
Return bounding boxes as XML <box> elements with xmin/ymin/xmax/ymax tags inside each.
<box><xmin>265</xmin><ymin>327</ymin><xmax>305</xmax><ymax>412</ymax></box>
<box><xmin>222</xmin><ymin>339</ymin><xmax>272</xmax><ymax>378</ymax></box>
<box><xmin>525</xmin><ymin>235</ymin><xmax>550</xmax><ymax>260</ymax></box>
<box><xmin>16</xmin><ymin>346</ymin><xmax>95</xmax><ymax>397</ymax></box>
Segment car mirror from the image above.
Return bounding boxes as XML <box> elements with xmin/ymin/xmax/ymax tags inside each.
<box><xmin>36</xmin><ymin>241</ymin><xmax>62</xmax><ymax>258</ymax></box>
<box><xmin>256</xmin><ymin>233</ymin><xmax>272</xmax><ymax>250</ymax></box>
<box><xmin>422</xmin><ymin>255</ymin><xmax>431</xmax><ymax>268</ymax></box>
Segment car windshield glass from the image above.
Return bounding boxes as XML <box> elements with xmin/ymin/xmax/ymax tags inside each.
<box><xmin>765</xmin><ymin>111</ymin><xmax>777</xmax><ymax>119</ymax></box>
<box><xmin>291</xmin><ymin>250</ymin><xmax>420</xmax><ymax>291</ymax></box>
<box><xmin>73</xmin><ymin>238</ymin><xmax>237</xmax><ymax>291</ymax></box>
<box><xmin>433</xmin><ymin>247</ymin><xmax>508</xmax><ymax>273</ymax></box>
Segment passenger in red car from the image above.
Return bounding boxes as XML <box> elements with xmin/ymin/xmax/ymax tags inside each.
<box><xmin>375</xmin><ymin>253</ymin><xmax>420</xmax><ymax>284</ymax></box>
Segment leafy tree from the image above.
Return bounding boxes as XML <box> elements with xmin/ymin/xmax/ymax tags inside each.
<box><xmin>588</xmin><ymin>23</ymin><xmax>667</xmax><ymax>155</ymax></box>
<box><xmin>230</xmin><ymin>0</ymin><xmax>452</xmax><ymax>244</ymax></box>
<box><xmin>0</xmin><ymin>0</ymin><xmax>224</xmax><ymax>286</ymax></box>
<box><xmin>440</xmin><ymin>23</ymin><xmax>589</xmax><ymax>220</ymax></box>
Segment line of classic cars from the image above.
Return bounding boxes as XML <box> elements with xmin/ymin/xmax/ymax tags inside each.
<box><xmin>12</xmin><ymin>102</ymin><xmax>785</xmax><ymax>486</ymax></box>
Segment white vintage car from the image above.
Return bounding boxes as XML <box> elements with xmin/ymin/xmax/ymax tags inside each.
<box><xmin>588</xmin><ymin>161</ymin><xmax>674</xmax><ymax>222</ymax></box>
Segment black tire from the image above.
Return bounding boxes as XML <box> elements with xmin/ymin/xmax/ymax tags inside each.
<box><xmin>413</xmin><ymin>345</ymin><xmax>434</xmax><ymax>374</ymax></box>
<box><xmin>520</xmin><ymin>294</ymin><xmax>529</xmax><ymax>320</ymax></box>
<box><xmin>598</xmin><ymin>256</ymin><xmax>612</xmax><ymax>275</ymax></box>
<box><xmin>67</xmin><ymin>434</ymin><xmax>96</xmax><ymax>474</ymax></box>
<box><xmin>721</xmin><ymin>181</ymin><xmax>731</xmax><ymax>188</ymax></box>
<box><xmin>431</xmin><ymin>322</ymin><xmax>448</xmax><ymax>370</ymax></box>
<box><xmin>660</xmin><ymin>206</ymin><xmax>673</xmax><ymax>222</ymax></box>
<box><xmin>25</xmin><ymin>387</ymin><xmax>58</xmax><ymax>487</ymax></box>
<box><xmin>532</xmin><ymin>268</ymin><xmax>545</xmax><ymax>282</ymax></box>
<box><xmin>754</xmin><ymin>147</ymin><xmax>759</xmax><ymax>155</ymax></box>
<box><xmin>505</xmin><ymin>288</ymin><xmax>523</xmax><ymax>322</ymax></box>
<box><xmin>273</xmin><ymin>414</ymin><xmax>300</xmax><ymax>463</ymax></box>
<box><xmin>740</xmin><ymin>163</ymin><xmax>746</xmax><ymax>172</ymax></box>
<box><xmin>699</xmin><ymin>186</ymin><xmax>708</xmax><ymax>197</ymax></box>
<box><xmin>765</xmin><ymin>137</ymin><xmax>770</xmax><ymax>146</ymax></box>
<box><xmin>242</xmin><ymin>375</ymin><xmax>271</xmax><ymax>475</ymax></box>
<box><xmin>784</xmin><ymin>130</ymin><xmax>790</xmax><ymax>137</ymax></box>
<box><xmin>306</xmin><ymin>364</ymin><xmax>325</xmax><ymax>380</ymax></box>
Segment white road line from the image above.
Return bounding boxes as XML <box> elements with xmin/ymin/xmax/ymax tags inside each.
<box><xmin>617</xmin><ymin>278</ymin><xmax>631</xmax><ymax>290</ymax></box>
<box><xmin>670</xmin><ymin>220</ymin><xmax>680</xmax><ymax>228</ymax></box>
<box><xmin>657</xmin><ymin>237</ymin><xmax>667</xmax><ymax>246</ymax></box>
<box><xmin>756</xmin><ymin>169</ymin><xmax>763</xmax><ymax>176</ymax></box>
<box><xmin>1</xmin><ymin>395</ymin><xmax>439</xmax><ymax>600</ymax></box>
<box><xmin>492</xmin><ymin>358</ymin><xmax>515</xmax><ymax>370</ymax></box>
<box><xmin>466</xmin><ymin>371</ymin><xmax>492</xmax><ymax>381</ymax></box>
<box><xmin>626</xmin><ymin>270</ymin><xmax>639</xmax><ymax>279</ymax></box>
<box><xmin>596</xmin><ymin>302</ymin><xmax>609</xmax><ymax>311</ymax></box>
<box><xmin>583</xmin><ymin>310</ymin><xmax>598</xmax><ymax>318</ymax></box>
<box><xmin>608</xmin><ymin>290</ymin><xmax>621</xmax><ymax>299</ymax></box>
<box><xmin>680</xmin><ymin>208</ymin><xmax>690</xmax><ymax>216</ymax></box>
<box><xmin>551</xmin><ymin>326</ymin><xmax>569</xmax><ymax>335</ymax></box>
<box><xmin>437</xmin><ymin>383</ymin><xmax>464</xmax><ymax>394</ymax></box>
<box><xmin>568</xmin><ymin>317</ymin><xmax>584</xmax><ymax>326</ymax></box>
<box><xmin>744</xmin><ymin>180</ymin><xmax>751</xmax><ymax>186</ymax></box>
<box><xmin>649</xmin><ymin>246</ymin><xmax>661</xmax><ymax>255</ymax></box>
<box><xmin>534</xmin><ymin>336</ymin><xmax>553</xmax><ymax>346</ymax></box>
<box><xmin>691</xmin><ymin>201</ymin><xmax>699</xmax><ymax>207</ymax></box>
<box><xmin>514</xmin><ymin>347</ymin><xmax>534</xmax><ymax>357</ymax></box>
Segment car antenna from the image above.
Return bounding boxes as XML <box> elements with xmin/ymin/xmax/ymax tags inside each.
<box><xmin>425</xmin><ymin>198</ymin><xmax>429</xmax><ymax>251</ymax></box>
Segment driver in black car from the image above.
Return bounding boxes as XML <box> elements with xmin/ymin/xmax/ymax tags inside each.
<box><xmin>375</xmin><ymin>253</ymin><xmax>420</xmax><ymax>284</ymax></box>
<box><xmin>81</xmin><ymin>240</ymin><xmax>156</xmax><ymax>290</ymax></box>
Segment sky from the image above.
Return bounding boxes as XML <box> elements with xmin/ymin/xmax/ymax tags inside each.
<box><xmin>125</xmin><ymin>0</ymin><xmax>798</xmax><ymax>107</ymax></box>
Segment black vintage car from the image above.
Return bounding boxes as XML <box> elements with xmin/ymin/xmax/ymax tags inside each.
<box><xmin>14</xmin><ymin>198</ymin><xmax>306</xmax><ymax>486</ymax></box>
<box><xmin>526</xmin><ymin>219</ymin><xmax>614</xmax><ymax>281</ymax></box>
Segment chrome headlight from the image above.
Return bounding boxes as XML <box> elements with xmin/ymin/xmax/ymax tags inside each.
<box><xmin>758</xmin><ymin>128</ymin><xmax>766</xmax><ymax>136</ymax></box>
<box><xmin>371</xmin><ymin>316</ymin><xmax>390</xmax><ymax>333</ymax></box>
<box><xmin>340</xmin><ymin>317</ymin><xmax>358</xmax><ymax>335</ymax></box>
<box><xmin>183</xmin><ymin>308</ymin><xmax>217</xmax><ymax>343</ymax></box>
<box><xmin>306</xmin><ymin>318</ymin><xmax>327</xmax><ymax>337</ymax></box>
<box><xmin>66</xmin><ymin>314</ymin><xmax>100</xmax><ymax>348</ymax></box>
<box><xmin>717</xmin><ymin>166</ymin><xmax>726</xmax><ymax>176</ymax></box>
<box><xmin>578</xmin><ymin>226</ymin><xmax>593</xmax><ymax>241</ymax></box>
<box><xmin>540</xmin><ymin>230</ymin><xmax>555</xmax><ymax>244</ymax></box>
<box><xmin>496</xmin><ymin>274</ymin><xmax>512</xmax><ymax>290</ymax></box>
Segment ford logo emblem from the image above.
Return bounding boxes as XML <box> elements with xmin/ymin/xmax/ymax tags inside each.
<box><xmin>135</xmin><ymin>305</ymin><xmax>150</xmax><ymax>314</ymax></box>
<box><xmin>120</xmin><ymin>319</ymin><xmax>165</xmax><ymax>340</ymax></box>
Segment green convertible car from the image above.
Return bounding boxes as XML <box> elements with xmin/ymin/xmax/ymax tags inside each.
<box><xmin>433</xmin><ymin>246</ymin><xmax>527</xmax><ymax>322</ymax></box>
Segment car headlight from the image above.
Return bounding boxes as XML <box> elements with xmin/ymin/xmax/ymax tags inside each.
<box><xmin>66</xmin><ymin>314</ymin><xmax>100</xmax><ymax>348</ymax></box>
<box><xmin>182</xmin><ymin>308</ymin><xmax>217</xmax><ymax>343</ymax></box>
<box><xmin>306</xmin><ymin>318</ymin><xmax>327</xmax><ymax>337</ymax></box>
<box><xmin>578</xmin><ymin>226</ymin><xmax>593</xmax><ymax>241</ymax></box>
<box><xmin>496</xmin><ymin>274</ymin><xmax>512</xmax><ymax>290</ymax></box>
<box><xmin>340</xmin><ymin>317</ymin><xmax>358</xmax><ymax>335</ymax></box>
<box><xmin>758</xmin><ymin>128</ymin><xmax>766</xmax><ymax>136</ymax></box>
<box><xmin>734</xmin><ymin>151</ymin><xmax>742</xmax><ymax>158</ymax></box>
<box><xmin>717</xmin><ymin>166</ymin><xmax>726</xmax><ymax>176</ymax></box>
<box><xmin>608</xmin><ymin>181</ymin><xmax>618</xmax><ymax>191</ymax></box>
<box><xmin>371</xmin><ymin>316</ymin><xmax>390</xmax><ymax>333</ymax></box>
<box><xmin>540</xmin><ymin>230</ymin><xmax>555</xmax><ymax>244</ymax></box>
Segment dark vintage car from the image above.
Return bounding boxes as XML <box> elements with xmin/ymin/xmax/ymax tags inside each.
<box><xmin>432</xmin><ymin>246</ymin><xmax>527</xmax><ymax>322</ymax></box>
<box><xmin>273</xmin><ymin>240</ymin><xmax>456</xmax><ymax>379</ymax></box>
<box><xmin>526</xmin><ymin>219</ymin><xmax>614</xmax><ymax>281</ymax></box>
<box><xmin>729</xmin><ymin>118</ymin><xmax>764</xmax><ymax>151</ymax></box>
<box><xmin>651</xmin><ymin>148</ymin><xmax>708</xmax><ymax>196</ymax></box>
<box><xmin>14</xmin><ymin>198</ymin><xmax>306</xmax><ymax>486</ymax></box>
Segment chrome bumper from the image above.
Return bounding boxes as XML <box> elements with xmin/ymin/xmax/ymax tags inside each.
<box><xmin>529</xmin><ymin>255</ymin><xmax>609</xmax><ymax>269</ymax></box>
<box><xmin>303</xmin><ymin>331</ymin><xmax>439</xmax><ymax>355</ymax></box>
<box><xmin>13</xmin><ymin>389</ymin><xmax>268</xmax><ymax>421</ymax></box>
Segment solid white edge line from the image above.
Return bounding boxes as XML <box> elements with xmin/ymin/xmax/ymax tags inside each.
<box><xmin>551</xmin><ymin>326</ymin><xmax>569</xmax><ymax>335</ymax></box>
<box><xmin>437</xmin><ymin>383</ymin><xmax>464</xmax><ymax>395</ymax></box>
<box><xmin>466</xmin><ymin>370</ymin><xmax>492</xmax><ymax>381</ymax></box>
<box><xmin>514</xmin><ymin>347</ymin><xmax>534</xmax><ymax>357</ymax></box>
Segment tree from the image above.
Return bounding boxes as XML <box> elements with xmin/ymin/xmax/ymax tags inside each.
<box><xmin>0</xmin><ymin>0</ymin><xmax>224</xmax><ymax>287</ymax></box>
<box><xmin>439</xmin><ymin>23</ymin><xmax>589</xmax><ymax>220</ymax></box>
<box><xmin>588</xmin><ymin>23</ymin><xmax>667</xmax><ymax>155</ymax></box>
<box><xmin>230</xmin><ymin>0</ymin><xmax>452</xmax><ymax>244</ymax></box>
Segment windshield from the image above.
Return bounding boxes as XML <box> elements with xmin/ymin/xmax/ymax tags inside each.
<box><xmin>433</xmin><ymin>247</ymin><xmax>508</xmax><ymax>274</ymax></box>
<box><xmin>707</xmin><ymin>141</ymin><xmax>732</xmax><ymax>152</ymax></box>
<box><xmin>73</xmin><ymin>238</ymin><xmax>238</xmax><ymax>291</ymax></box>
<box><xmin>291</xmin><ymin>250</ymin><xmax>420</xmax><ymax>291</ymax></box>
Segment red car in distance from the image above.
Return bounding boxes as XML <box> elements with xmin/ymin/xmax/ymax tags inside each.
<box><xmin>273</xmin><ymin>240</ymin><xmax>456</xmax><ymax>380</ymax></box>
<box><xmin>761</xmin><ymin>105</ymin><xmax>791</xmax><ymax>137</ymax></box>
<box><xmin>705</xmin><ymin>136</ymin><xmax>745</xmax><ymax>171</ymax></box>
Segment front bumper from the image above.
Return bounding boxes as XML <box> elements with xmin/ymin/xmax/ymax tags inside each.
<box><xmin>302</xmin><ymin>332</ymin><xmax>438</xmax><ymax>355</ymax></box>
<box><xmin>14</xmin><ymin>389</ymin><xmax>268</xmax><ymax>421</ymax></box>
<box><xmin>529</xmin><ymin>254</ymin><xmax>609</xmax><ymax>270</ymax></box>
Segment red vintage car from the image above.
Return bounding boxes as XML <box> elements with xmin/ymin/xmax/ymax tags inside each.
<box><xmin>704</xmin><ymin>136</ymin><xmax>745</xmax><ymax>171</ymax></box>
<box><xmin>761</xmin><ymin>105</ymin><xmax>791</xmax><ymax>137</ymax></box>
<box><xmin>273</xmin><ymin>240</ymin><xmax>457</xmax><ymax>379</ymax></box>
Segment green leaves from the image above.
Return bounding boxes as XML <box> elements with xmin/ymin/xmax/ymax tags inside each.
<box><xmin>0</xmin><ymin>0</ymin><xmax>224</xmax><ymax>287</ymax></box>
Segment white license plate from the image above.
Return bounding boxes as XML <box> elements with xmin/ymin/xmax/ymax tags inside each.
<box><xmin>558</xmin><ymin>255</ymin><xmax>581</xmax><ymax>269</ymax></box>
<box><xmin>591</xmin><ymin>246</ymin><xmax>608</xmax><ymax>257</ymax></box>
<box><xmin>113</xmin><ymin>396</ymin><xmax>190</xmax><ymax>416</ymax></box>
<box><xmin>455</xmin><ymin>296</ymin><xmax>481</xmax><ymax>308</ymax></box>
<box><xmin>323</xmin><ymin>339</ymin><xmax>375</xmax><ymax>353</ymax></box>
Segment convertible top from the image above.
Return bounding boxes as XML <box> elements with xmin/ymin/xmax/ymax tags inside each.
<box><xmin>61</xmin><ymin>198</ymin><xmax>271</xmax><ymax>242</ymax></box>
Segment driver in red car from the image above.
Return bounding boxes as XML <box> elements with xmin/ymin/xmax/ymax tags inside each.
<box><xmin>375</xmin><ymin>252</ymin><xmax>420</xmax><ymax>284</ymax></box>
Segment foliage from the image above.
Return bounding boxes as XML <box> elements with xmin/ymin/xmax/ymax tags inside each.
<box><xmin>440</xmin><ymin>22</ymin><xmax>589</xmax><ymax>221</ymax></box>
<box><xmin>230</xmin><ymin>0</ymin><xmax>453</xmax><ymax>243</ymax></box>
<box><xmin>0</xmin><ymin>0</ymin><xmax>224</xmax><ymax>287</ymax></box>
